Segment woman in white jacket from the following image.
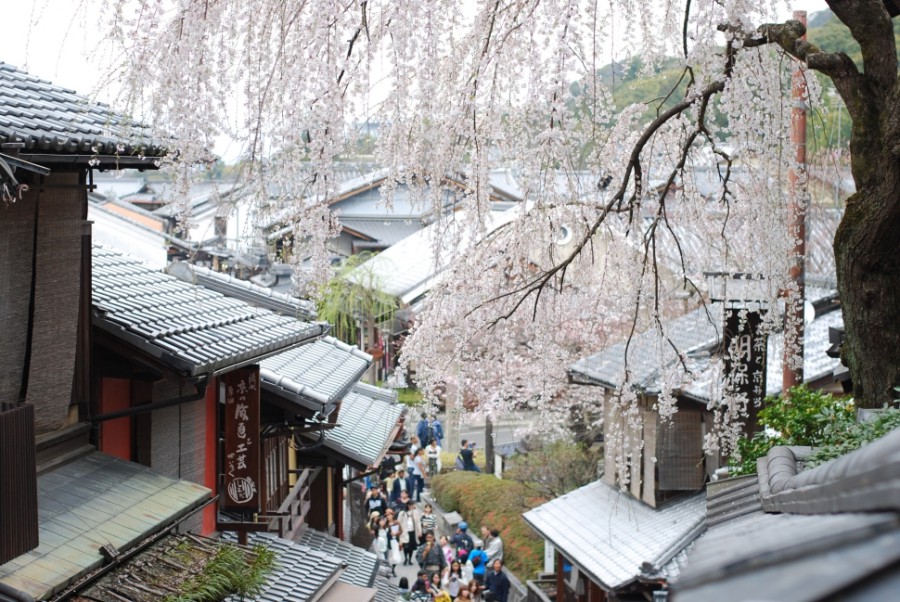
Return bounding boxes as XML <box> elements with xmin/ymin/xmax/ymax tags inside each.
<box><xmin>398</xmin><ymin>500</ymin><xmax>423</xmax><ymax>565</ymax></box>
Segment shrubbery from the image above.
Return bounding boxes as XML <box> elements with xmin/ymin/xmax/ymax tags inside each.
<box><xmin>503</xmin><ymin>440</ymin><xmax>601</xmax><ymax>498</ymax></box>
<box><xmin>731</xmin><ymin>385</ymin><xmax>900</xmax><ymax>475</ymax></box>
<box><xmin>430</xmin><ymin>471</ymin><xmax>545</xmax><ymax>580</ymax></box>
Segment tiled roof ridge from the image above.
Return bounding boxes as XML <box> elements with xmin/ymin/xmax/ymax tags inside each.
<box><xmin>167</xmin><ymin>260</ymin><xmax>316</xmax><ymax>319</ymax></box>
<box><xmin>758</xmin><ymin>427</ymin><xmax>900</xmax><ymax>515</ymax></box>
<box><xmin>92</xmin><ymin>244</ymin><xmax>322</xmax><ymax>375</ymax></box>
<box><xmin>0</xmin><ymin>61</ymin><xmax>165</xmax><ymax>161</ymax></box>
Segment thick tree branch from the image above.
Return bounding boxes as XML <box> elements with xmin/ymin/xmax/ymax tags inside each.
<box><xmin>825</xmin><ymin>0</ymin><xmax>897</xmax><ymax>95</ymax></box>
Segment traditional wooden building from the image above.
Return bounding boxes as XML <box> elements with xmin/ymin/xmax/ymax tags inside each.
<box><xmin>0</xmin><ymin>60</ymin><xmax>206</xmax><ymax>600</ymax></box>
<box><xmin>522</xmin><ymin>289</ymin><xmax>845</xmax><ymax>602</ymax></box>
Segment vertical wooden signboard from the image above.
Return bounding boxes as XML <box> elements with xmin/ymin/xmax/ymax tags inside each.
<box><xmin>723</xmin><ymin>308</ymin><xmax>768</xmax><ymax>432</ymax></box>
<box><xmin>222</xmin><ymin>366</ymin><xmax>260</xmax><ymax>512</ymax></box>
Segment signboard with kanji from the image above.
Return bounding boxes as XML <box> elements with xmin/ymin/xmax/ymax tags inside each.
<box><xmin>723</xmin><ymin>308</ymin><xmax>768</xmax><ymax>410</ymax></box>
<box><xmin>222</xmin><ymin>366</ymin><xmax>260</xmax><ymax>511</ymax></box>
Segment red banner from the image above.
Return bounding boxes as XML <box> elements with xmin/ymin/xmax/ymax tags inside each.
<box><xmin>222</xmin><ymin>366</ymin><xmax>260</xmax><ymax>511</ymax></box>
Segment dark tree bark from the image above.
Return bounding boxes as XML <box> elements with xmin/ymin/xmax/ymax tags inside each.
<box><xmin>762</xmin><ymin>1</ymin><xmax>900</xmax><ymax>407</ymax></box>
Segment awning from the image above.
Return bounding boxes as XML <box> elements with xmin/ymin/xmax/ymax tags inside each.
<box><xmin>318</xmin><ymin>383</ymin><xmax>406</xmax><ymax>470</ymax></box>
<box><xmin>523</xmin><ymin>480</ymin><xmax>705</xmax><ymax>592</ymax></box>
<box><xmin>0</xmin><ymin>452</ymin><xmax>210</xmax><ymax>600</ymax></box>
<box><xmin>260</xmin><ymin>337</ymin><xmax>372</xmax><ymax>416</ymax></box>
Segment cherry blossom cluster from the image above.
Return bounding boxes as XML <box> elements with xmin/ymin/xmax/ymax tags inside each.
<box><xmin>102</xmin><ymin>0</ymin><xmax>810</xmax><ymax>464</ymax></box>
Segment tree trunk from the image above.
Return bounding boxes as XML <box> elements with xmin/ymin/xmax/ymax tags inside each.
<box><xmin>818</xmin><ymin>1</ymin><xmax>900</xmax><ymax>409</ymax></box>
<box><xmin>834</xmin><ymin>173</ymin><xmax>900</xmax><ymax>408</ymax></box>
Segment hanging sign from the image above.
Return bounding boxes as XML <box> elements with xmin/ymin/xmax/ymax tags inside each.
<box><xmin>222</xmin><ymin>366</ymin><xmax>260</xmax><ymax>511</ymax></box>
<box><xmin>723</xmin><ymin>308</ymin><xmax>768</xmax><ymax>409</ymax></box>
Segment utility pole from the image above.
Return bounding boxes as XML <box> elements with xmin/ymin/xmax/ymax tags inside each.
<box><xmin>484</xmin><ymin>416</ymin><xmax>494</xmax><ymax>475</ymax></box>
<box><xmin>783</xmin><ymin>10</ymin><xmax>808</xmax><ymax>394</ymax></box>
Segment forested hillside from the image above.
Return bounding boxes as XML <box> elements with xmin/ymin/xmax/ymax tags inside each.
<box><xmin>573</xmin><ymin>10</ymin><xmax>900</xmax><ymax>153</ymax></box>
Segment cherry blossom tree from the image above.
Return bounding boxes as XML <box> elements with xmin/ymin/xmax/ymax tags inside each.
<box><xmin>101</xmin><ymin>0</ymin><xmax>899</xmax><ymax>445</ymax></box>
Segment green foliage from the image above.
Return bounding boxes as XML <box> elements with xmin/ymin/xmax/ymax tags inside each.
<box><xmin>316</xmin><ymin>252</ymin><xmax>397</xmax><ymax>346</ymax></box>
<box><xmin>804</xmin><ymin>11</ymin><xmax>900</xmax><ymax>153</ymax></box>
<box><xmin>431</xmin><ymin>471</ymin><xmax>545</xmax><ymax>580</ymax></box>
<box><xmin>503</xmin><ymin>440</ymin><xmax>601</xmax><ymax>499</ymax></box>
<box><xmin>166</xmin><ymin>543</ymin><xmax>276</xmax><ymax>602</ymax></box>
<box><xmin>727</xmin><ymin>385</ymin><xmax>900</xmax><ymax>475</ymax></box>
<box><xmin>806</xmin><ymin>397</ymin><xmax>900</xmax><ymax>467</ymax></box>
<box><xmin>396</xmin><ymin>387</ymin><xmax>425</xmax><ymax>407</ymax></box>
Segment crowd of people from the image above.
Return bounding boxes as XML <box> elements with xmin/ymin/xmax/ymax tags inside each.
<box><xmin>391</xmin><ymin>521</ymin><xmax>509</xmax><ymax>602</ymax></box>
<box><xmin>362</xmin><ymin>416</ymin><xmax>508</xmax><ymax>602</ymax></box>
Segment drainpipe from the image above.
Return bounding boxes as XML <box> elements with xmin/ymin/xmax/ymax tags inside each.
<box><xmin>91</xmin><ymin>376</ymin><xmax>209</xmax><ymax>423</ymax></box>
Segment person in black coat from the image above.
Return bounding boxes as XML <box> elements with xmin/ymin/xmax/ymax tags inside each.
<box><xmin>484</xmin><ymin>559</ymin><xmax>510</xmax><ymax>602</ymax></box>
<box><xmin>391</xmin><ymin>468</ymin><xmax>415</xmax><ymax>502</ymax></box>
<box><xmin>364</xmin><ymin>484</ymin><xmax>388</xmax><ymax>517</ymax></box>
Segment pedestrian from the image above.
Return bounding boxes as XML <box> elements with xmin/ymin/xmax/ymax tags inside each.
<box><xmin>468</xmin><ymin>546</ymin><xmax>489</xmax><ymax>585</ymax></box>
<box><xmin>426</xmin><ymin>438</ymin><xmax>442</xmax><ymax>475</ymax></box>
<box><xmin>483</xmin><ymin>559</ymin><xmax>510</xmax><ymax>602</ymax></box>
<box><xmin>410</xmin><ymin>571</ymin><xmax>432</xmax><ymax>602</ymax></box>
<box><xmin>365</xmin><ymin>484</ymin><xmax>388</xmax><ymax>516</ymax></box>
<box><xmin>431</xmin><ymin>415</ymin><xmax>444</xmax><ymax>448</ymax></box>
<box><xmin>431</xmin><ymin>571</ymin><xmax>453</xmax><ymax>602</ymax></box>
<box><xmin>440</xmin><ymin>534</ymin><xmax>454</xmax><ymax>566</ymax></box>
<box><xmin>397</xmin><ymin>576</ymin><xmax>411</xmax><ymax>601</ymax></box>
<box><xmin>391</xmin><ymin>468</ymin><xmax>414</xmax><ymax>503</ymax></box>
<box><xmin>454</xmin><ymin>587</ymin><xmax>473</xmax><ymax>602</ymax></box>
<box><xmin>450</xmin><ymin>521</ymin><xmax>474</xmax><ymax>563</ymax></box>
<box><xmin>416</xmin><ymin>413</ymin><xmax>432</xmax><ymax>446</ymax></box>
<box><xmin>459</xmin><ymin>440</ymin><xmax>480</xmax><ymax>472</ymax></box>
<box><xmin>467</xmin><ymin>579</ymin><xmax>483</xmax><ymax>602</ymax></box>
<box><xmin>484</xmin><ymin>529</ymin><xmax>504</xmax><ymax>565</ymax></box>
<box><xmin>399</xmin><ymin>500</ymin><xmax>422</xmax><ymax>565</ymax></box>
<box><xmin>374</xmin><ymin>516</ymin><xmax>391</xmax><ymax>572</ymax></box>
<box><xmin>408</xmin><ymin>435</ymin><xmax>421</xmax><ymax>464</ymax></box>
<box><xmin>368</xmin><ymin>511</ymin><xmax>382</xmax><ymax>535</ymax></box>
<box><xmin>420</xmin><ymin>503</ymin><xmax>438</xmax><ymax>536</ymax></box>
<box><xmin>412</xmin><ymin>447</ymin><xmax>428</xmax><ymax>500</ymax></box>
<box><xmin>389</xmin><ymin>515</ymin><xmax>404</xmax><ymax>575</ymax></box>
<box><xmin>416</xmin><ymin>530</ymin><xmax>447</xmax><ymax>576</ymax></box>
<box><xmin>393</xmin><ymin>489</ymin><xmax>413</xmax><ymax>515</ymax></box>
<box><xmin>441</xmin><ymin>560</ymin><xmax>468</xmax><ymax>598</ymax></box>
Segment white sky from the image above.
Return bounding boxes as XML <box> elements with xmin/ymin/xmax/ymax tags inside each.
<box><xmin>0</xmin><ymin>0</ymin><xmax>830</xmax><ymax>160</ymax></box>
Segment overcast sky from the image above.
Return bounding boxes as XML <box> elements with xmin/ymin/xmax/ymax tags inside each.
<box><xmin>1</xmin><ymin>1</ymin><xmax>830</xmax><ymax>96</ymax></box>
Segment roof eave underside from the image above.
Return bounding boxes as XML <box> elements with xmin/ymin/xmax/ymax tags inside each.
<box><xmin>523</xmin><ymin>517</ymin><xmax>624</xmax><ymax>592</ymax></box>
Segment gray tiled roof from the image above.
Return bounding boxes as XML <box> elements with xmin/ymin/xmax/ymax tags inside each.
<box><xmin>679</xmin><ymin>308</ymin><xmax>843</xmax><ymax>402</ymax></box>
<box><xmin>757</xmin><ymin>428</ymin><xmax>900</xmax><ymax>515</ymax></box>
<box><xmin>674</xmin><ymin>428</ymin><xmax>900</xmax><ymax>602</ymax></box>
<box><xmin>705</xmin><ymin>475</ymin><xmax>763</xmax><ymax>528</ymax></box>
<box><xmin>673</xmin><ymin>510</ymin><xmax>900</xmax><ymax>602</ymax></box>
<box><xmin>295</xmin><ymin>529</ymin><xmax>380</xmax><ymax>588</ymax></box>
<box><xmin>571</xmin><ymin>301</ymin><xmax>842</xmax><ymax>399</ymax></box>
<box><xmin>222</xmin><ymin>532</ymin><xmax>345</xmax><ymax>602</ymax></box>
<box><xmin>0</xmin><ymin>62</ymin><xmax>163</xmax><ymax>165</ymax></box>
<box><xmin>322</xmin><ymin>383</ymin><xmax>406</xmax><ymax>469</ymax></box>
<box><xmin>167</xmin><ymin>261</ymin><xmax>316</xmax><ymax>320</ymax></box>
<box><xmin>570</xmin><ymin>305</ymin><xmax>722</xmax><ymax>391</ymax></box>
<box><xmin>260</xmin><ymin>337</ymin><xmax>372</xmax><ymax>415</ymax></box>
<box><xmin>523</xmin><ymin>479</ymin><xmax>706</xmax><ymax>591</ymax></box>
<box><xmin>372</xmin><ymin>573</ymin><xmax>399</xmax><ymax>602</ymax></box>
<box><xmin>0</xmin><ymin>452</ymin><xmax>209</xmax><ymax>600</ymax></box>
<box><xmin>338</xmin><ymin>217</ymin><xmax>423</xmax><ymax>247</ymax></box>
<box><xmin>92</xmin><ymin>245</ymin><xmax>324</xmax><ymax>376</ymax></box>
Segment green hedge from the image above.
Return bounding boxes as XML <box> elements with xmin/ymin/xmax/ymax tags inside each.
<box><xmin>430</xmin><ymin>471</ymin><xmax>545</xmax><ymax>580</ymax></box>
